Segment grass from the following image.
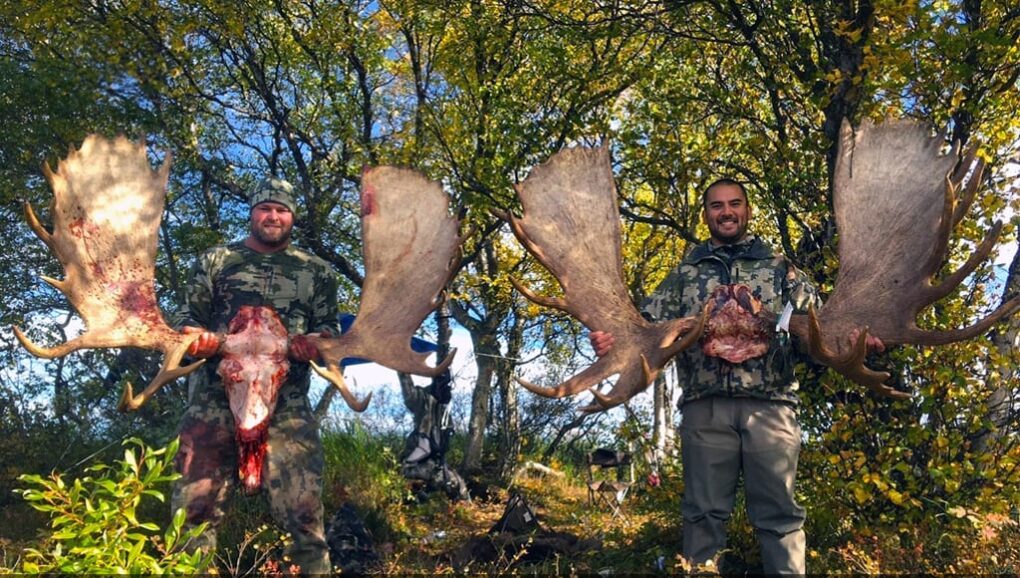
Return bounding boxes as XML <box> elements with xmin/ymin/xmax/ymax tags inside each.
<box><xmin>4</xmin><ymin>427</ymin><xmax>1020</xmax><ymax>575</ymax></box>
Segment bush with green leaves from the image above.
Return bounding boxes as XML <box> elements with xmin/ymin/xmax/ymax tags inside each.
<box><xmin>11</xmin><ymin>437</ymin><xmax>212</xmax><ymax>574</ymax></box>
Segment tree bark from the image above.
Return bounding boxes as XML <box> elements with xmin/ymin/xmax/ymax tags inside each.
<box><xmin>972</xmin><ymin>246</ymin><xmax>1020</xmax><ymax>453</ymax></box>
<box><xmin>497</xmin><ymin>307</ymin><xmax>524</xmax><ymax>483</ymax></box>
<box><xmin>448</xmin><ymin>242</ymin><xmax>511</xmax><ymax>473</ymax></box>
<box><xmin>651</xmin><ymin>364</ymin><xmax>676</xmax><ymax>464</ymax></box>
<box><xmin>462</xmin><ymin>338</ymin><xmax>497</xmax><ymax>471</ymax></box>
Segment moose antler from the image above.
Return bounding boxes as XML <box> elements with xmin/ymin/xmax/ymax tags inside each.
<box><xmin>788</xmin><ymin>118</ymin><xmax>1020</xmax><ymax>397</ymax></box>
<box><xmin>13</xmin><ymin>135</ymin><xmax>204</xmax><ymax>411</ymax></box>
<box><xmin>308</xmin><ymin>166</ymin><xmax>462</xmax><ymax>411</ymax></box>
<box><xmin>500</xmin><ymin>145</ymin><xmax>706</xmax><ymax>412</ymax></box>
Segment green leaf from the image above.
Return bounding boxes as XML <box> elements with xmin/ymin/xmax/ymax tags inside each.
<box><xmin>124</xmin><ymin>448</ymin><xmax>138</xmax><ymax>473</ymax></box>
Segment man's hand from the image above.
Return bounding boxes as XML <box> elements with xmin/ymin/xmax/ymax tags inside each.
<box><xmin>849</xmin><ymin>328</ymin><xmax>885</xmax><ymax>354</ymax></box>
<box><xmin>182</xmin><ymin>326</ymin><xmax>220</xmax><ymax>358</ymax></box>
<box><xmin>589</xmin><ymin>330</ymin><xmax>615</xmax><ymax>358</ymax></box>
<box><xmin>290</xmin><ymin>332</ymin><xmax>329</xmax><ymax>363</ymax></box>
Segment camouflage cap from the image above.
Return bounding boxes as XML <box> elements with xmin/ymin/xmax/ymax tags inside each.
<box><xmin>250</xmin><ymin>177</ymin><xmax>297</xmax><ymax>214</ymax></box>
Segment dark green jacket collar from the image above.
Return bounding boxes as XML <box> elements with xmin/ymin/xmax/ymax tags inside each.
<box><xmin>683</xmin><ymin>235</ymin><xmax>774</xmax><ymax>265</ymax></box>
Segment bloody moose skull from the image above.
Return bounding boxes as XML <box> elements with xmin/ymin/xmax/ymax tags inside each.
<box><xmin>216</xmin><ymin>305</ymin><xmax>290</xmax><ymax>494</ymax></box>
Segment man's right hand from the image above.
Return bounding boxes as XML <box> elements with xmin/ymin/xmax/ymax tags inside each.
<box><xmin>182</xmin><ymin>326</ymin><xmax>220</xmax><ymax>358</ymax></box>
<box><xmin>589</xmin><ymin>330</ymin><xmax>615</xmax><ymax>358</ymax></box>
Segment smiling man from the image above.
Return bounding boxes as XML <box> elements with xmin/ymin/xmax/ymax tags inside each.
<box><xmin>172</xmin><ymin>177</ymin><xmax>339</xmax><ymax>575</ymax></box>
<box><xmin>592</xmin><ymin>178</ymin><xmax>823</xmax><ymax>573</ymax></box>
<box><xmin>645</xmin><ymin>178</ymin><xmax>815</xmax><ymax>573</ymax></box>
<box><xmin>248</xmin><ymin>195</ymin><xmax>295</xmax><ymax>250</ymax></box>
<box><xmin>702</xmin><ymin>179</ymin><xmax>750</xmax><ymax>245</ymax></box>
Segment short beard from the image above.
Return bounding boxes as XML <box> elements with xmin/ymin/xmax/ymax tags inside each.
<box><xmin>710</xmin><ymin>222</ymin><xmax>747</xmax><ymax>245</ymax></box>
<box><xmin>252</xmin><ymin>225</ymin><xmax>292</xmax><ymax>248</ymax></box>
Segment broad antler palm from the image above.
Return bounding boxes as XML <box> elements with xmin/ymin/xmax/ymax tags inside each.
<box><xmin>498</xmin><ymin>145</ymin><xmax>706</xmax><ymax>412</ymax></box>
<box><xmin>12</xmin><ymin>135</ymin><xmax>204</xmax><ymax>410</ymax></box>
<box><xmin>308</xmin><ymin>166</ymin><xmax>463</xmax><ymax>411</ymax></box>
<box><xmin>14</xmin><ymin>135</ymin><xmax>463</xmax><ymax>413</ymax></box>
<box><xmin>787</xmin><ymin>118</ymin><xmax>1020</xmax><ymax>398</ymax></box>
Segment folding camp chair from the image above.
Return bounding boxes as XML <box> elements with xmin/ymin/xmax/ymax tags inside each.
<box><xmin>585</xmin><ymin>448</ymin><xmax>634</xmax><ymax>517</ymax></box>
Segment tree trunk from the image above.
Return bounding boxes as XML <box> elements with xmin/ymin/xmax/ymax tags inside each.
<box><xmin>972</xmin><ymin>247</ymin><xmax>1020</xmax><ymax>453</ymax></box>
<box><xmin>463</xmin><ymin>339</ymin><xmax>497</xmax><ymax>471</ymax></box>
<box><xmin>313</xmin><ymin>384</ymin><xmax>336</xmax><ymax>421</ymax></box>
<box><xmin>448</xmin><ymin>242</ymin><xmax>510</xmax><ymax>473</ymax></box>
<box><xmin>497</xmin><ymin>368</ymin><xmax>520</xmax><ymax>482</ymax></box>
<box><xmin>497</xmin><ymin>308</ymin><xmax>524</xmax><ymax>483</ymax></box>
<box><xmin>651</xmin><ymin>364</ymin><xmax>676</xmax><ymax>465</ymax></box>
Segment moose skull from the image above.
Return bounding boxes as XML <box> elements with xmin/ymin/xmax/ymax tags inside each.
<box><xmin>216</xmin><ymin>305</ymin><xmax>290</xmax><ymax>494</ymax></box>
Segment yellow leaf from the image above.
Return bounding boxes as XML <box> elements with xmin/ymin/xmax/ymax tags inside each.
<box><xmin>947</xmin><ymin>506</ymin><xmax>967</xmax><ymax>518</ymax></box>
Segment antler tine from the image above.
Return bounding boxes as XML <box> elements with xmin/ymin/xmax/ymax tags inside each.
<box><xmin>509</xmin><ymin>277</ymin><xmax>569</xmax><ymax>313</ymax></box>
<box><xmin>928</xmin><ymin>147</ymin><xmax>987</xmax><ymax>277</ymax></box>
<box><xmin>13</xmin><ymin>325</ymin><xmax>86</xmax><ymax>359</ymax></box>
<box><xmin>924</xmin><ymin>220</ymin><xmax>1004</xmax><ymax>306</ymax></box>
<box><xmin>804</xmin><ymin>304</ymin><xmax>860</xmax><ymax>367</ymax></box>
<box><xmin>804</xmin><ymin>305</ymin><xmax>904</xmax><ymax>398</ymax></box>
<box><xmin>504</xmin><ymin>209</ymin><xmax>551</xmax><ymax>268</ymax></box>
<box><xmin>904</xmin><ymin>292</ymin><xmax>1020</xmax><ymax>346</ymax></box>
<box><xmin>119</xmin><ymin>335</ymin><xmax>206</xmax><ymax>410</ymax></box>
<box><xmin>925</xmin><ymin>171</ymin><xmax>962</xmax><ymax>278</ymax></box>
<box><xmin>23</xmin><ymin>202</ymin><xmax>56</xmax><ymax>252</ymax></box>
<box><xmin>662</xmin><ymin>305</ymin><xmax>710</xmax><ymax>359</ymax></box>
<box><xmin>310</xmin><ymin>361</ymin><xmax>372</xmax><ymax>412</ymax></box>
<box><xmin>427</xmin><ymin>347</ymin><xmax>457</xmax><ymax>376</ymax></box>
<box><xmin>950</xmin><ymin>148</ymin><xmax>983</xmax><ymax>228</ymax></box>
<box><xmin>583</xmin><ymin>354</ymin><xmax>657</xmax><ymax>412</ymax></box>
<box><xmin>515</xmin><ymin>351</ymin><xmax>628</xmax><ymax>399</ymax></box>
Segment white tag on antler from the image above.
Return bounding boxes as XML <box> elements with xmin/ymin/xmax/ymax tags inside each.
<box><xmin>777</xmin><ymin>301</ymin><xmax>794</xmax><ymax>333</ymax></box>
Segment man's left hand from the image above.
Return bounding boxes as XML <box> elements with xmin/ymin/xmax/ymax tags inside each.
<box><xmin>290</xmin><ymin>332</ymin><xmax>329</xmax><ymax>362</ymax></box>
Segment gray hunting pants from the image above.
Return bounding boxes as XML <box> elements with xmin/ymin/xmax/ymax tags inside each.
<box><xmin>680</xmin><ymin>397</ymin><xmax>806</xmax><ymax>574</ymax></box>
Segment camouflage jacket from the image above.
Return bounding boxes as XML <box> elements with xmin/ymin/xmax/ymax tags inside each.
<box><xmin>642</xmin><ymin>236</ymin><xmax>820</xmax><ymax>405</ymax></box>
<box><xmin>174</xmin><ymin>241</ymin><xmax>340</xmax><ymax>398</ymax></box>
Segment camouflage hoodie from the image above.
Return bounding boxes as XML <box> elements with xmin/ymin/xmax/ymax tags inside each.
<box><xmin>642</xmin><ymin>236</ymin><xmax>819</xmax><ymax>405</ymax></box>
<box><xmin>174</xmin><ymin>241</ymin><xmax>340</xmax><ymax>399</ymax></box>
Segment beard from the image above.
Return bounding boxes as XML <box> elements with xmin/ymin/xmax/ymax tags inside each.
<box><xmin>708</xmin><ymin>218</ymin><xmax>748</xmax><ymax>244</ymax></box>
<box><xmin>252</xmin><ymin>222</ymin><xmax>292</xmax><ymax>247</ymax></box>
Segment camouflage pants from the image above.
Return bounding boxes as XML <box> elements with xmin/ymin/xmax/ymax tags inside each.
<box><xmin>172</xmin><ymin>385</ymin><xmax>330</xmax><ymax>575</ymax></box>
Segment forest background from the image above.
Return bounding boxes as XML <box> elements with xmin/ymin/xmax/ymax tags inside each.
<box><xmin>1</xmin><ymin>0</ymin><xmax>1019</xmax><ymax>574</ymax></box>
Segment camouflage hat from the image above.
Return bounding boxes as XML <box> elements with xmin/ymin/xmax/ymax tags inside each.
<box><xmin>249</xmin><ymin>177</ymin><xmax>297</xmax><ymax>214</ymax></box>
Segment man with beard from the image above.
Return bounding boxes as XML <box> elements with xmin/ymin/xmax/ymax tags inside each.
<box><xmin>172</xmin><ymin>177</ymin><xmax>339</xmax><ymax>574</ymax></box>
<box><xmin>592</xmin><ymin>179</ymin><xmax>882</xmax><ymax>574</ymax></box>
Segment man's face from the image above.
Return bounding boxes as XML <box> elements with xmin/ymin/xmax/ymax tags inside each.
<box><xmin>703</xmin><ymin>183</ymin><xmax>751</xmax><ymax>245</ymax></box>
<box><xmin>250</xmin><ymin>201</ymin><xmax>294</xmax><ymax>248</ymax></box>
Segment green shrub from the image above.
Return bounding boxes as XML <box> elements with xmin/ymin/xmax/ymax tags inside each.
<box><xmin>320</xmin><ymin>420</ymin><xmax>410</xmax><ymax>542</ymax></box>
<box><xmin>11</xmin><ymin>437</ymin><xmax>212</xmax><ymax>574</ymax></box>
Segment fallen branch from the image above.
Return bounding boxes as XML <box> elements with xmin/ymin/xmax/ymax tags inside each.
<box><xmin>513</xmin><ymin>461</ymin><xmax>565</xmax><ymax>480</ymax></box>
